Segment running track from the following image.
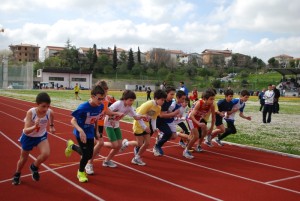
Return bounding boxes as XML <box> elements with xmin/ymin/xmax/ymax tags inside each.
<box><xmin>0</xmin><ymin>96</ymin><xmax>299</xmax><ymax>201</ymax></box>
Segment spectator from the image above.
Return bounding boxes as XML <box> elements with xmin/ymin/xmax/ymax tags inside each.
<box><xmin>272</xmin><ymin>85</ymin><xmax>280</xmax><ymax>113</ymax></box>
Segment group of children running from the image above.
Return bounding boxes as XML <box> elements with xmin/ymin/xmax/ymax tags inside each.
<box><xmin>12</xmin><ymin>80</ymin><xmax>251</xmax><ymax>184</ymax></box>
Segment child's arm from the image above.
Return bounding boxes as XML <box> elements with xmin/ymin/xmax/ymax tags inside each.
<box><xmin>23</xmin><ymin>110</ymin><xmax>40</xmax><ymax>135</ymax></box>
<box><xmin>239</xmin><ymin>112</ymin><xmax>251</xmax><ymax>121</ymax></box>
<box><xmin>71</xmin><ymin>117</ymin><xmax>87</xmax><ymax>143</ymax></box>
<box><xmin>209</xmin><ymin>105</ymin><xmax>216</xmax><ymax>133</ymax></box>
<box><xmin>189</xmin><ymin>102</ymin><xmax>206</xmax><ymax>129</ymax></box>
<box><xmin>159</xmin><ymin>109</ymin><xmax>180</xmax><ymax>118</ymax></box>
<box><xmin>49</xmin><ymin>109</ymin><xmax>55</xmax><ymax>134</ymax></box>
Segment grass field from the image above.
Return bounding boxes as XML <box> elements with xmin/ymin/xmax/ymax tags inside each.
<box><xmin>1</xmin><ymin>89</ymin><xmax>299</xmax><ymax>155</ymax></box>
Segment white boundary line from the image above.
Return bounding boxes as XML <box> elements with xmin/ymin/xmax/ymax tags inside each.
<box><xmin>112</xmin><ymin>160</ymin><xmax>222</xmax><ymax>201</ymax></box>
<box><xmin>266</xmin><ymin>175</ymin><xmax>300</xmax><ymax>184</ymax></box>
<box><xmin>0</xmin><ymin>130</ymin><xmax>105</xmax><ymax>201</ymax></box>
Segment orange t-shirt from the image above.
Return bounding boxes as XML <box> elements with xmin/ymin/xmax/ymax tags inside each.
<box><xmin>97</xmin><ymin>100</ymin><xmax>109</xmax><ymax>126</ymax></box>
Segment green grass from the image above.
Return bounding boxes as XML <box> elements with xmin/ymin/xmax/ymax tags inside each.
<box><xmin>1</xmin><ymin>89</ymin><xmax>300</xmax><ymax>155</ymax></box>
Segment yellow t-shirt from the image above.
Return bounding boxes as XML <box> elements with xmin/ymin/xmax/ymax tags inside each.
<box><xmin>133</xmin><ymin>100</ymin><xmax>161</xmax><ymax>134</ymax></box>
<box><xmin>203</xmin><ymin>101</ymin><xmax>218</xmax><ymax>122</ymax></box>
<box><xmin>74</xmin><ymin>85</ymin><xmax>80</xmax><ymax>93</ymax></box>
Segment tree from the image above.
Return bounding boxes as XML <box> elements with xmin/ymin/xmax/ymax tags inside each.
<box><xmin>268</xmin><ymin>57</ymin><xmax>279</xmax><ymax>68</ymax></box>
<box><xmin>149</xmin><ymin>48</ymin><xmax>171</xmax><ymax>70</ymax></box>
<box><xmin>127</xmin><ymin>48</ymin><xmax>135</xmax><ymax>71</ymax></box>
<box><xmin>289</xmin><ymin>60</ymin><xmax>295</xmax><ymax>68</ymax></box>
<box><xmin>137</xmin><ymin>46</ymin><xmax>141</xmax><ymax>64</ymax></box>
<box><xmin>211</xmin><ymin>79</ymin><xmax>221</xmax><ymax>89</ymax></box>
<box><xmin>93</xmin><ymin>44</ymin><xmax>98</xmax><ymax>65</ymax></box>
<box><xmin>119</xmin><ymin>50</ymin><xmax>127</xmax><ymax>64</ymax></box>
<box><xmin>113</xmin><ymin>45</ymin><xmax>118</xmax><ymax>70</ymax></box>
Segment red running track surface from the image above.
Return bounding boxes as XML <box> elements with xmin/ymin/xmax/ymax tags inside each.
<box><xmin>0</xmin><ymin>96</ymin><xmax>299</xmax><ymax>201</ymax></box>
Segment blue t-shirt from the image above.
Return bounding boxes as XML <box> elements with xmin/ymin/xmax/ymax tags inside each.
<box><xmin>165</xmin><ymin>100</ymin><xmax>181</xmax><ymax>123</ymax></box>
<box><xmin>72</xmin><ymin>101</ymin><xmax>104</xmax><ymax>139</ymax></box>
<box><xmin>216</xmin><ymin>99</ymin><xmax>234</xmax><ymax>121</ymax></box>
<box><xmin>157</xmin><ymin>100</ymin><xmax>173</xmax><ymax>124</ymax></box>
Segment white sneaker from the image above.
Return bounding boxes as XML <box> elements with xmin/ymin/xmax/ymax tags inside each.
<box><xmin>102</xmin><ymin>160</ymin><xmax>117</xmax><ymax>168</ymax></box>
<box><xmin>131</xmin><ymin>156</ymin><xmax>146</xmax><ymax>166</ymax></box>
<box><xmin>119</xmin><ymin>139</ymin><xmax>128</xmax><ymax>153</ymax></box>
<box><xmin>85</xmin><ymin>163</ymin><xmax>94</xmax><ymax>175</ymax></box>
<box><xmin>183</xmin><ymin>149</ymin><xmax>194</xmax><ymax>159</ymax></box>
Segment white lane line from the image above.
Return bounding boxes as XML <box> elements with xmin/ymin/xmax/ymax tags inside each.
<box><xmin>266</xmin><ymin>175</ymin><xmax>300</xmax><ymax>184</ymax></box>
<box><xmin>109</xmin><ymin>159</ymin><xmax>223</xmax><ymax>201</ymax></box>
<box><xmin>0</xmin><ymin>130</ymin><xmax>105</xmax><ymax>201</ymax></box>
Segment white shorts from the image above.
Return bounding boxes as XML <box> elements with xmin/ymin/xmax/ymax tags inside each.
<box><xmin>167</xmin><ymin>122</ymin><xmax>177</xmax><ymax>133</ymax></box>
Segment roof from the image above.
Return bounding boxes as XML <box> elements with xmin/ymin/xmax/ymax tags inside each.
<box><xmin>45</xmin><ymin>46</ymin><xmax>65</xmax><ymax>51</ymax></box>
<box><xmin>202</xmin><ymin>49</ymin><xmax>232</xmax><ymax>54</ymax></box>
<box><xmin>274</xmin><ymin>54</ymin><xmax>294</xmax><ymax>59</ymax></box>
<box><xmin>167</xmin><ymin>50</ymin><xmax>184</xmax><ymax>54</ymax></box>
<box><xmin>42</xmin><ymin>68</ymin><xmax>92</xmax><ymax>74</ymax></box>
<box><xmin>9</xmin><ymin>43</ymin><xmax>40</xmax><ymax>48</ymax></box>
<box><xmin>79</xmin><ymin>47</ymin><xmax>92</xmax><ymax>52</ymax></box>
<box><xmin>271</xmin><ymin>68</ymin><xmax>300</xmax><ymax>75</ymax></box>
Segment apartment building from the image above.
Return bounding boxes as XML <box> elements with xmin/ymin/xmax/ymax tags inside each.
<box><xmin>9</xmin><ymin>43</ymin><xmax>40</xmax><ymax>62</ymax></box>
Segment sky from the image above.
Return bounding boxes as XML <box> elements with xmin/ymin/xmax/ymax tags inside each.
<box><xmin>0</xmin><ymin>0</ymin><xmax>300</xmax><ymax>62</ymax></box>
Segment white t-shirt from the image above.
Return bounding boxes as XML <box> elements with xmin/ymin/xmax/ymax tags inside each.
<box><xmin>104</xmin><ymin>100</ymin><xmax>137</xmax><ymax>128</ymax></box>
<box><xmin>23</xmin><ymin>108</ymin><xmax>50</xmax><ymax>137</ymax></box>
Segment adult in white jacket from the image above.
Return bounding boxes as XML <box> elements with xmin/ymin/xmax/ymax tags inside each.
<box><xmin>262</xmin><ymin>84</ymin><xmax>274</xmax><ymax>123</ymax></box>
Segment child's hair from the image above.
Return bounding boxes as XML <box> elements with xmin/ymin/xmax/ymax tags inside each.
<box><xmin>240</xmin><ymin>90</ymin><xmax>250</xmax><ymax>96</ymax></box>
<box><xmin>165</xmin><ymin>86</ymin><xmax>176</xmax><ymax>94</ymax></box>
<box><xmin>91</xmin><ymin>85</ymin><xmax>105</xmax><ymax>96</ymax></box>
<box><xmin>95</xmin><ymin>80</ymin><xmax>108</xmax><ymax>90</ymax></box>
<box><xmin>120</xmin><ymin>90</ymin><xmax>136</xmax><ymax>100</ymax></box>
<box><xmin>36</xmin><ymin>92</ymin><xmax>51</xmax><ymax>104</ymax></box>
<box><xmin>224</xmin><ymin>89</ymin><xmax>234</xmax><ymax>96</ymax></box>
<box><xmin>176</xmin><ymin>90</ymin><xmax>186</xmax><ymax>98</ymax></box>
<box><xmin>154</xmin><ymin>89</ymin><xmax>167</xmax><ymax>99</ymax></box>
<box><xmin>202</xmin><ymin>89</ymin><xmax>216</xmax><ymax>100</ymax></box>
<box><xmin>185</xmin><ymin>97</ymin><xmax>190</xmax><ymax>102</ymax></box>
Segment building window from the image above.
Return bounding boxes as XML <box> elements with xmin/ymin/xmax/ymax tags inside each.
<box><xmin>25</xmin><ymin>53</ymin><xmax>27</xmax><ymax>56</ymax></box>
<box><xmin>49</xmin><ymin>77</ymin><xmax>64</xmax><ymax>81</ymax></box>
<box><xmin>25</xmin><ymin>47</ymin><xmax>27</xmax><ymax>50</ymax></box>
<box><xmin>72</xmin><ymin>78</ymin><xmax>86</xmax><ymax>82</ymax></box>
<box><xmin>18</xmin><ymin>47</ymin><xmax>21</xmax><ymax>50</ymax></box>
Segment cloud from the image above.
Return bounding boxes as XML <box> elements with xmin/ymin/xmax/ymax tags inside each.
<box><xmin>214</xmin><ymin>0</ymin><xmax>300</xmax><ymax>34</ymax></box>
<box><xmin>222</xmin><ymin>37</ymin><xmax>300</xmax><ymax>62</ymax></box>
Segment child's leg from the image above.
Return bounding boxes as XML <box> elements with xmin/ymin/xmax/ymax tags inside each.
<box><xmin>185</xmin><ymin>128</ymin><xmax>199</xmax><ymax>150</ymax></box>
<box><xmin>136</xmin><ymin>134</ymin><xmax>150</xmax><ymax>156</ymax></box>
<box><xmin>218</xmin><ymin>121</ymin><xmax>236</xmax><ymax>140</ymax></box>
<box><xmin>105</xmin><ymin>140</ymin><xmax>121</xmax><ymax>161</ymax></box>
<box><xmin>34</xmin><ymin>139</ymin><xmax>50</xmax><ymax>168</ymax></box>
<box><xmin>210</xmin><ymin>124</ymin><xmax>225</xmax><ymax>140</ymax></box>
<box><xmin>88</xmin><ymin>138</ymin><xmax>104</xmax><ymax>164</ymax></box>
<box><xmin>77</xmin><ymin>138</ymin><xmax>94</xmax><ymax>172</ymax></box>
<box><xmin>104</xmin><ymin>127</ymin><xmax>122</xmax><ymax>162</ymax></box>
<box><xmin>15</xmin><ymin>150</ymin><xmax>30</xmax><ymax>173</ymax></box>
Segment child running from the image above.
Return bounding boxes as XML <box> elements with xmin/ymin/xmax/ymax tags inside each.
<box><xmin>70</xmin><ymin>85</ymin><xmax>106</xmax><ymax>182</ymax></box>
<box><xmin>175</xmin><ymin>97</ymin><xmax>190</xmax><ymax>148</ymax></box>
<box><xmin>121</xmin><ymin>89</ymin><xmax>167</xmax><ymax>165</ymax></box>
<box><xmin>12</xmin><ymin>92</ymin><xmax>55</xmax><ymax>185</ymax></box>
<box><xmin>102</xmin><ymin>90</ymin><xmax>144</xmax><ymax>168</ymax></box>
<box><xmin>215</xmin><ymin>90</ymin><xmax>252</xmax><ymax>145</ymax></box>
<box><xmin>205</xmin><ymin>89</ymin><xmax>234</xmax><ymax>146</ymax></box>
<box><xmin>153</xmin><ymin>87</ymin><xmax>180</xmax><ymax>156</ymax></box>
<box><xmin>184</xmin><ymin>90</ymin><xmax>215</xmax><ymax>159</ymax></box>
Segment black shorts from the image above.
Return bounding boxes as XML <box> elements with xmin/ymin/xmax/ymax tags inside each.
<box><xmin>134</xmin><ymin>131</ymin><xmax>149</xmax><ymax>136</ymax></box>
<box><xmin>215</xmin><ymin>115</ymin><xmax>223</xmax><ymax>126</ymax></box>
<box><xmin>94</xmin><ymin>125</ymin><xmax>104</xmax><ymax>139</ymax></box>
<box><xmin>75</xmin><ymin>92</ymin><xmax>79</xmax><ymax>94</ymax></box>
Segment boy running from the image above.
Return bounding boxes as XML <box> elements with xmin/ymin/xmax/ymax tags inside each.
<box><xmin>216</xmin><ymin>90</ymin><xmax>252</xmax><ymax>145</ymax></box>
<box><xmin>70</xmin><ymin>85</ymin><xmax>106</xmax><ymax>182</ymax></box>
<box><xmin>184</xmin><ymin>90</ymin><xmax>215</xmax><ymax>159</ymax></box>
<box><xmin>12</xmin><ymin>92</ymin><xmax>55</xmax><ymax>185</ymax></box>
<box><xmin>205</xmin><ymin>89</ymin><xmax>234</xmax><ymax>146</ymax></box>
<box><xmin>121</xmin><ymin>89</ymin><xmax>167</xmax><ymax>165</ymax></box>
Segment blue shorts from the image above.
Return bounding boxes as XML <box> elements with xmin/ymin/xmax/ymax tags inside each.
<box><xmin>19</xmin><ymin>133</ymin><xmax>48</xmax><ymax>151</ymax></box>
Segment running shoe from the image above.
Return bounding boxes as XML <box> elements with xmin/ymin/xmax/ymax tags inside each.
<box><xmin>12</xmin><ymin>172</ymin><xmax>21</xmax><ymax>185</ymax></box>
<box><xmin>183</xmin><ymin>149</ymin><xmax>194</xmax><ymax>159</ymax></box>
<box><xmin>102</xmin><ymin>160</ymin><xmax>117</xmax><ymax>168</ymax></box>
<box><xmin>30</xmin><ymin>163</ymin><xmax>40</xmax><ymax>181</ymax></box>
<box><xmin>131</xmin><ymin>156</ymin><xmax>146</xmax><ymax>166</ymax></box>
<box><xmin>85</xmin><ymin>163</ymin><xmax>94</xmax><ymax>175</ymax></box>
<box><xmin>77</xmin><ymin>170</ymin><xmax>88</xmax><ymax>182</ymax></box>
<box><xmin>214</xmin><ymin>138</ymin><xmax>224</xmax><ymax>146</ymax></box>
<box><xmin>119</xmin><ymin>139</ymin><xmax>128</xmax><ymax>153</ymax></box>
<box><xmin>65</xmin><ymin>139</ymin><xmax>74</xmax><ymax>157</ymax></box>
